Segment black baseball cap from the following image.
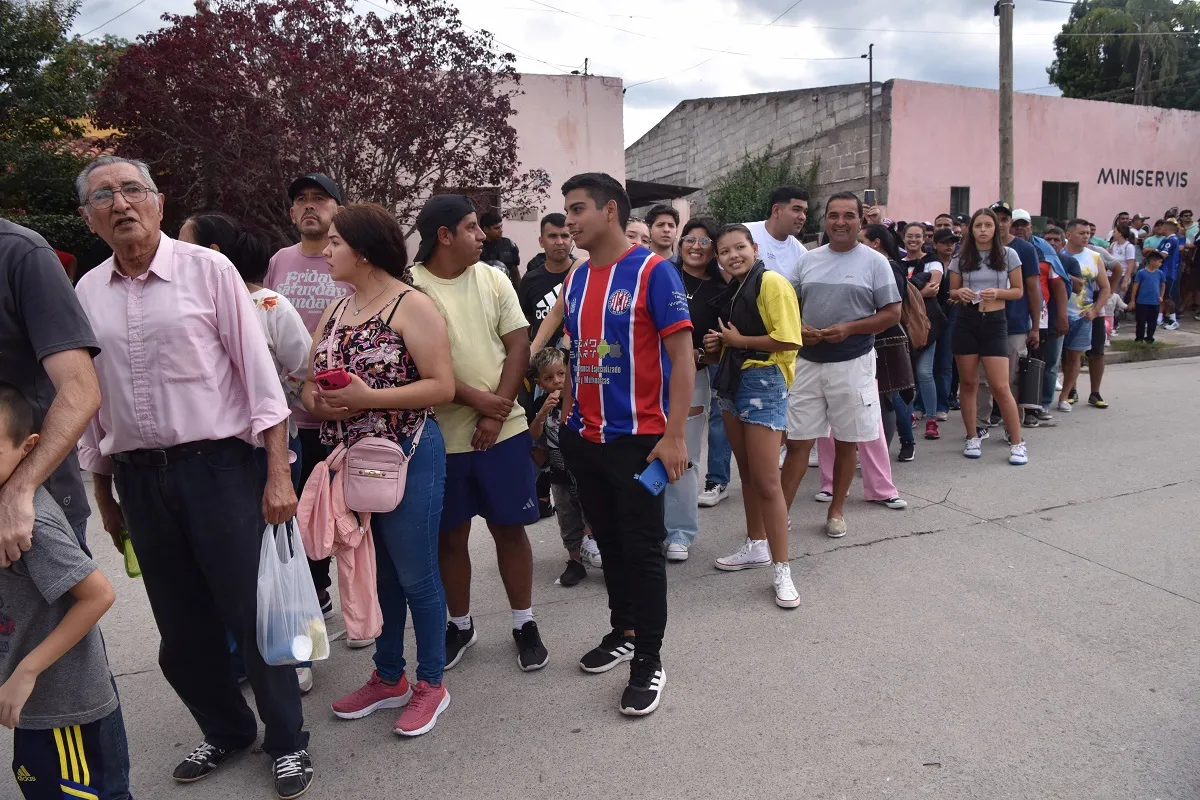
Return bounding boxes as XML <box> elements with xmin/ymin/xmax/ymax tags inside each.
<box><xmin>989</xmin><ymin>201</ymin><xmax>1013</xmax><ymax>216</ymax></box>
<box><xmin>414</xmin><ymin>194</ymin><xmax>477</xmax><ymax>264</ymax></box>
<box><xmin>288</xmin><ymin>173</ymin><xmax>343</xmax><ymax>205</ymax></box>
<box><xmin>953</xmin><ymin>214</ymin><xmax>969</xmax><ymax>224</ymax></box>
<box><xmin>933</xmin><ymin>228</ymin><xmax>960</xmax><ymax>244</ymax></box>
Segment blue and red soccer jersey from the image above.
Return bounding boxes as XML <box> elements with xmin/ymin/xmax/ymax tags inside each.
<box><xmin>562</xmin><ymin>245</ymin><xmax>692</xmax><ymax>443</ymax></box>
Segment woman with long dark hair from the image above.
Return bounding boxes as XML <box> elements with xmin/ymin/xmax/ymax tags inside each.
<box><xmin>303</xmin><ymin>203</ymin><xmax>458</xmax><ymax>737</ymax></box>
<box><xmin>948</xmin><ymin>208</ymin><xmax>1027</xmax><ymax>464</ymax></box>
<box><xmin>664</xmin><ymin>217</ymin><xmax>726</xmax><ymax>561</ymax></box>
<box><xmin>901</xmin><ymin>222</ymin><xmax>946</xmax><ymax>439</ymax></box>
<box><xmin>859</xmin><ymin>224</ymin><xmax>916</xmax><ymax>460</ymax></box>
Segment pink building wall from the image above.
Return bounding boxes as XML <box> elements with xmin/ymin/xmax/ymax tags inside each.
<box><xmin>504</xmin><ymin>74</ymin><xmax>626</xmax><ymax>269</ymax></box>
<box><xmin>886</xmin><ymin>79</ymin><xmax>1200</xmax><ymax>226</ymax></box>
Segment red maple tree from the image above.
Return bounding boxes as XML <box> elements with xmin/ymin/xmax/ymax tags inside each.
<box><xmin>93</xmin><ymin>0</ymin><xmax>549</xmax><ymax>240</ymax></box>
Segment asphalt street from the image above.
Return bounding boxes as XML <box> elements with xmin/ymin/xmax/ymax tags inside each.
<box><xmin>4</xmin><ymin>357</ymin><xmax>1199</xmax><ymax>799</ymax></box>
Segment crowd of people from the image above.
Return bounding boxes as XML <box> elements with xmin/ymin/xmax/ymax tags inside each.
<box><xmin>0</xmin><ymin>152</ymin><xmax>1194</xmax><ymax>800</ymax></box>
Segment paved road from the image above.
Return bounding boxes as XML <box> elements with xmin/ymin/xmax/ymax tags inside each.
<box><xmin>5</xmin><ymin>358</ymin><xmax>1199</xmax><ymax>799</ymax></box>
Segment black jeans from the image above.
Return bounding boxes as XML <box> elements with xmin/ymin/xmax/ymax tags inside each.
<box><xmin>297</xmin><ymin>427</ymin><xmax>332</xmax><ymax>594</ymax></box>
<box><xmin>1135</xmin><ymin>303</ymin><xmax>1159</xmax><ymax>341</ymax></box>
<box><xmin>113</xmin><ymin>438</ymin><xmax>308</xmax><ymax>759</ymax></box>
<box><xmin>561</xmin><ymin>429</ymin><xmax>668</xmax><ymax>661</ymax></box>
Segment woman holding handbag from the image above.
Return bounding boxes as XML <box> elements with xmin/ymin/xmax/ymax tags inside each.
<box><xmin>300</xmin><ymin>203</ymin><xmax>456</xmax><ymax>738</ymax></box>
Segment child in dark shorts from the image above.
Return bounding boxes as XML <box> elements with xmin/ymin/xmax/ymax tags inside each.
<box><xmin>528</xmin><ymin>348</ymin><xmax>599</xmax><ymax>587</ymax></box>
<box><xmin>0</xmin><ymin>383</ymin><xmax>131</xmax><ymax>799</ymax></box>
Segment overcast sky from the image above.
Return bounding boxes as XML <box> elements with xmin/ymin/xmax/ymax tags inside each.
<box><xmin>71</xmin><ymin>0</ymin><xmax>1074</xmax><ymax>147</ymax></box>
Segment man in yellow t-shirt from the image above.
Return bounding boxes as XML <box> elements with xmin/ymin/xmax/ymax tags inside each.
<box><xmin>410</xmin><ymin>195</ymin><xmax>548</xmax><ymax>674</ymax></box>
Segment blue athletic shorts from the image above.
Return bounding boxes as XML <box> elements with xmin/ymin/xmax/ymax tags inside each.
<box><xmin>440</xmin><ymin>430</ymin><xmax>539</xmax><ymax>531</ymax></box>
<box><xmin>1064</xmin><ymin>317</ymin><xmax>1093</xmax><ymax>352</ymax></box>
<box><xmin>13</xmin><ymin>704</ymin><xmax>131</xmax><ymax>800</ymax></box>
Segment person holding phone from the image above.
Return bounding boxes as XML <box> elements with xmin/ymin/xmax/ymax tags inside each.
<box><xmin>558</xmin><ymin>172</ymin><xmax>694</xmax><ymax>717</ymax></box>
<box><xmin>705</xmin><ymin>224</ymin><xmax>802</xmax><ymax>609</ymax></box>
<box><xmin>303</xmin><ymin>203</ymin><xmax>458</xmax><ymax>739</ymax></box>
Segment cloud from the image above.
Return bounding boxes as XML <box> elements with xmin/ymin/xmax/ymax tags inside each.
<box><xmin>69</xmin><ymin>0</ymin><xmax>1074</xmax><ymax>144</ymax></box>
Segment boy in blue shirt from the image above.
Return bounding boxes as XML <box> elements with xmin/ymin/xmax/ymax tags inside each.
<box><xmin>1157</xmin><ymin>219</ymin><xmax>1187</xmax><ymax>330</ymax></box>
<box><xmin>0</xmin><ymin>383</ymin><xmax>130</xmax><ymax>799</ymax></box>
<box><xmin>1131</xmin><ymin>251</ymin><xmax>1167</xmax><ymax>344</ymax></box>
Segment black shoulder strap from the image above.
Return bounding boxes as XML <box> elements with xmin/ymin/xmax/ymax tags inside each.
<box><xmin>383</xmin><ymin>290</ymin><xmax>410</xmax><ymax>327</ymax></box>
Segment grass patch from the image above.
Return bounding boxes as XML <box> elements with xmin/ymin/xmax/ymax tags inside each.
<box><xmin>1110</xmin><ymin>339</ymin><xmax>1171</xmax><ymax>353</ymax></box>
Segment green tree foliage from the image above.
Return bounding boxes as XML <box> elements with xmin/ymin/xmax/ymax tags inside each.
<box><xmin>707</xmin><ymin>146</ymin><xmax>821</xmax><ymax>235</ymax></box>
<box><xmin>1047</xmin><ymin>0</ymin><xmax>1200</xmax><ymax>110</ymax></box>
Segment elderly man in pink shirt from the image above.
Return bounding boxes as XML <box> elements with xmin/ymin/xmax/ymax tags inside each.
<box><xmin>74</xmin><ymin>156</ymin><xmax>313</xmax><ymax>799</ymax></box>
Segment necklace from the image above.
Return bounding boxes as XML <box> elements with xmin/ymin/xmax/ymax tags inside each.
<box><xmin>353</xmin><ymin>282</ymin><xmax>392</xmax><ymax>315</ymax></box>
<box><xmin>680</xmin><ymin>269</ymin><xmax>706</xmax><ymax>301</ymax></box>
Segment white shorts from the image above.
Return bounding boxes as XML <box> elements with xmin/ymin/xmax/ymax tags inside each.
<box><xmin>786</xmin><ymin>350</ymin><xmax>880</xmax><ymax>443</ymax></box>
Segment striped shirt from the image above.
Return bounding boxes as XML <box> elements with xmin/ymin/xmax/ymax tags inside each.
<box><xmin>563</xmin><ymin>245</ymin><xmax>692</xmax><ymax>443</ymax></box>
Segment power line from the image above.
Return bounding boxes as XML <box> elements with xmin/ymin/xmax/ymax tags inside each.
<box><xmin>78</xmin><ymin>0</ymin><xmax>151</xmax><ymax>37</ymax></box>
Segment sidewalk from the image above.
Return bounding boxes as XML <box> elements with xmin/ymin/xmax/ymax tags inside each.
<box><xmin>1099</xmin><ymin>312</ymin><xmax>1200</xmax><ymax>364</ymax></box>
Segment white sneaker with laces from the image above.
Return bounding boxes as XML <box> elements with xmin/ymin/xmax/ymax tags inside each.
<box><xmin>875</xmin><ymin>497</ymin><xmax>908</xmax><ymax>510</ymax></box>
<box><xmin>296</xmin><ymin>667</ymin><xmax>313</xmax><ymax>694</ymax></box>
<box><xmin>814</xmin><ymin>491</ymin><xmax>833</xmax><ymax>503</ymax></box>
<box><xmin>665</xmin><ymin>543</ymin><xmax>689</xmax><ymax>562</ymax></box>
<box><xmin>1055</xmin><ymin>400</ymin><xmax>1072</xmax><ymax>413</ymax></box>
<box><xmin>697</xmin><ymin>481</ymin><xmax>728</xmax><ymax>508</ymax></box>
<box><xmin>773</xmin><ymin>563</ymin><xmax>800</xmax><ymax>609</ymax></box>
<box><xmin>715</xmin><ymin>538</ymin><xmax>771</xmax><ymax>571</ymax></box>
<box><xmin>581</xmin><ymin>536</ymin><xmax>603</xmax><ymax>568</ymax></box>
<box><xmin>1009</xmin><ymin>442</ymin><xmax>1029</xmax><ymax>466</ymax></box>
<box><xmin>808</xmin><ymin>450</ymin><xmax>819</xmax><ymax>468</ymax></box>
<box><xmin>963</xmin><ymin>437</ymin><xmax>982</xmax><ymax>459</ymax></box>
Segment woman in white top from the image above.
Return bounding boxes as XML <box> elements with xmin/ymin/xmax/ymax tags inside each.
<box><xmin>1108</xmin><ymin>223</ymin><xmax>1138</xmax><ymax>295</ymax></box>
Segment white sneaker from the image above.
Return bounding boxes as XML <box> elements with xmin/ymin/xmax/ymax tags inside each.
<box><xmin>1009</xmin><ymin>442</ymin><xmax>1029</xmax><ymax>466</ymax></box>
<box><xmin>296</xmin><ymin>667</ymin><xmax>313</xmax><ymax>694</ymax></box>
<box><xmin>1055</xmin><ymin>400</ymin><xmax>1072</xmax><ymax>413</ymax></box>
<box><xmin>1158</xmin><ymin>312</ymin><xmax>1165</xmax><ymax>325</ymax></box>
<box><xmin>715</xmin><ymin>538</ymin><xmax>771</xmax><ymax>571</ymax></box>
<box><xmin>814</xmin><ymin>490</ymin><xmax>833</xmax><ymax>503</ymax></box>
<box><xmin>580</xmin><ymin>536</ymin><xmax>603</xmax><ymax>568</ymax></box>
<box><xmin>874</xmin><ymin>497</ymin><xmax>908</xmax><ymax>510</ymax></box>
<box><xmin>697</xmin><ymin>481</ymin><xmax>728</xmax><ymax>508</ymax></box>
<box><xmin>665</xmin><ymin>543</ymin><xmax>689</xmax><ymax>562</ymax></box>
<box><xmin>1164</xmin><ymin>320</ymin><xmax>1180</xmax><ymax>331</ymax></box>
<box><xmin>808</xmin><ymin>449</ymin><xmax>819</xmax><ymax>468</ymax></box>
<box><xmin>963</xmin><ymin>437</ymin><xmax>982</xmax><ymax>459</ymax></box>
<box><xmin>347</xmin><ymin>638</ymin><xmax>376</xmax><ymax>649</ymax></box>
<box><xmin>1055</xmin><ymin>374</ymin><xmax>1063</xmax><ymax>391</ymax></box>
<box><xmin>773</xmin><ymin>562</ymin><xmax>800</xmax><ymax>609</ymax></box>
<box><xmin>778</xmin><ymin>445</ymin><xmax>788</xmax><ymax>470</ymax></box>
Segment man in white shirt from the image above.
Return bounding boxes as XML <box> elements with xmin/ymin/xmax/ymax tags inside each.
<box><xmin>743</xmin><ymin>187</ymin><xmax>809</xmax><ymax>286</ymax></box>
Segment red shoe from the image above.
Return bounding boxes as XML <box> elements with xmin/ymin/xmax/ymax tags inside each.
<box><xmin>394</xmin><ymin>680</ymin><xmax>450</xmax><ymax>737</ymax></box>
<box><xmin>924</xmin><ymin>419</ymin><xmax>940</xmax><ymax>440</ymax></box>
<box><xmin>332</xmin><ymin>671</ymin><xmax>411</xmax><ymax>720</ymax></box>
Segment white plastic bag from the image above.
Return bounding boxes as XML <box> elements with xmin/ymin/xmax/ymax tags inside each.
<box><xmin>256</xmin><ymin>520</ymin><xmax>330</xmax><ymax>666</ymax></box>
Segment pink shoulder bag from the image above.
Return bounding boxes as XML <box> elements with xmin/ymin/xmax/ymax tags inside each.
<box><xmin>325</xmin><ymin>296</ymin><xmax>426</xmax><ymax>514</ymax></box>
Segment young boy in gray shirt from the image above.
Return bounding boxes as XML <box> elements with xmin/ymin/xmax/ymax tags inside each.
<box><xmin>0</xmin><ymin>383</ymin><xmax>130</xmax><ymax>798</ymax></box>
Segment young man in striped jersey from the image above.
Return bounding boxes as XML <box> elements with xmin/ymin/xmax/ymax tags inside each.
<box><xmin>558</xmin><ymin>173</ymin><xmax>695</xmax><ymax>716</ymax></box>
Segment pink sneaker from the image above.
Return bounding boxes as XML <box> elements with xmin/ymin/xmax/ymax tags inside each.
<box><xmin>332</xmin><ymin>671</ymin><xmax>411</xmax><ymax>720</ymax></box>
<box><xmin>394</xmin><ymin>681</ymin><xmax>450</xmax><ymax>737</ymax></box>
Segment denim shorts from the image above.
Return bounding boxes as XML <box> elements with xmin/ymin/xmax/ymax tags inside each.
<box><xmin>718</xmin><ymin>365</ymin><xmax>789</xmax><ymax>431</ymax></box>
<box><xmin>1064</xmin><ymin>316</ymin><xmax>1093</xmax><ymax>352</ymax></box>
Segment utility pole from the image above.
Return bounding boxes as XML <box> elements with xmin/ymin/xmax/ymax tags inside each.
<box><xmin>862</xmin><ymin>43</ymin><xmax>874</xmax><ymax>193</ymax></box>
<box><xmin>998</xmin><ymin>0</ymin><xmax>1014</xmax><ymax>205</ymax></box>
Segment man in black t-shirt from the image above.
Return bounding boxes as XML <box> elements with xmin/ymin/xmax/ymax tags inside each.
<box><xmin>480</xmin><ymin>210</ymin><xmax>521</xmax><ymax>289</ymax></box>
<box><xmin>0</xmin><ymin>220</ymin><xmax>102</xmax><ymax>561</ymax></box>
<box><xmin>519</xmin><ymin>213</ymin><xmax>576</xmax><ymax>348</ymax></box>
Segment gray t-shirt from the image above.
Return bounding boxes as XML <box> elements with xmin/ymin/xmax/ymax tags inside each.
<box><xmin>0</xmin><ymin>221</ymin><xmax>100</xmax><ymax>528</ymax></box>
<box><xmin>948</xmin><ymin>246</ymin><xmax>1022</xmax><ymax>295</ymax></box>
<box><xmin>795</xmin><ymin>243</ymin><xmax>902</xmax><ymax>363</ymax></box>
<box><xmin>0</xmin><ymin>488</ymin><xmax>117</xmax><ymax>729</ymax></box>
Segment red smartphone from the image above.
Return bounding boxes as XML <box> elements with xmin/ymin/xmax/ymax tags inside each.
<box><xmin>315</xmin><ymin>368</ymin><xmax>352</xmax><ymax>390</ymax></box>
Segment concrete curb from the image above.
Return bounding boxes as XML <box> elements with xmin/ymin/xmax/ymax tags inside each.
<box><xmin>1103</xmin><ymin>343</ymin><xmax>1200</xmax><ymax>365</ymax></box>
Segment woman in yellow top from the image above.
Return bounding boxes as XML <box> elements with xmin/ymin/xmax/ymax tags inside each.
<box><xmin>703</xmin><ymin>224</ymin><xmax>803</xmax><ymax>609</ymax></box>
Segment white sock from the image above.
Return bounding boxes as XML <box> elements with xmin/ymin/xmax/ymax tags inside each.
<box><xmin>512</xmin><ymin>608</ymin><xmax>534</xmax><ymax>630</ymax></box>
<box><xmin>450</xmin><ymin>614</ymin><xmax>472</xmax><ymax>631</ymax></box>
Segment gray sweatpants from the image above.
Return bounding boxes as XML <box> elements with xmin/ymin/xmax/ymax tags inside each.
<box><xmin>551</xmin><ymin>481</ymin><xmax>586</xmax><ymax>553</ymax></box>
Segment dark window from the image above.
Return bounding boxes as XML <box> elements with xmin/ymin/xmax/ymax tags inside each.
<box><xmin>1041</xmin><ymin>182</ymin><xmax>1078</xmax><ymax>222</ymax></box>
<box><xmin>950</xmin><ymin>187</ymin><xmax>970</xmax><ymax>218</ymax></box>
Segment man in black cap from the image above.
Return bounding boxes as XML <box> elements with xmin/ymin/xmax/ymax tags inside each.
<box><xmin>263</xmin><ymin>172</ymin><xmax>360</xmax><ymax>656</ymax></box>
<box><xmin>409</xmin><ymin>195</ymin><xmax>549</xmax><ymax>675</ymax></box>
<box><xmin>952</xmin><ymin>214</ymin><xmax>968</xmax><ymax>239</ymax></box>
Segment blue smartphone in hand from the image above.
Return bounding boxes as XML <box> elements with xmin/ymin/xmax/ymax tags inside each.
<box><xmin>634</xmin><ymin>459</ymin><xmax>670</xmax><ymax>496</ymax></box>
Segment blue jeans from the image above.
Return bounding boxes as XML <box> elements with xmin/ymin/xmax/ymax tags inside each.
<box><xmin>706</xmin><ymin>363</ymin><xmax>732</xmax><ymax>485</ymax></box>
<box><xmin>912</xmin><ymin>344</ymin><xmax>937</xmax><ymax>418</ymax></box>
<box><xmin>665</xmin><ymin>404</ymin><xmax>705</xmax><ymax>548</ymax></box>
<box><xmin>934</xmin><ymin>308</ymin><xmax>956</xmax><ymax>413</ymax></box>
<box><xmin>1039</xmin><ymin>331</ymin><xmax>1065</xmax><ymax>409</ymax></box>
<box><xmin>373</xmin><ymin>419</ymin><xmax>448</xmax><ymax>686</ymax></box>
<box><xmin>883</xmin><ymin>391</ymin><xmax>915</xmax><ymax>446</ymax></box>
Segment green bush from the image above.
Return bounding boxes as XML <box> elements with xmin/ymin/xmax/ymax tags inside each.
<box><xmin>707</xmin><ymin>145</ymin><xmax>821</xmax><ymax>237</ymax></box>
<box><xmin>3</xmin><ymin>212</ymin><xmax>111</xmax><ymax>276</ymax></box>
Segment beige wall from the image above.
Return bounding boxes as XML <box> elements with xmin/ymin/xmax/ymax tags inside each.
<box><xmin>504</xmin><ymin>74</ymin><xmax>626</xmax><ymax>270</ymax></box>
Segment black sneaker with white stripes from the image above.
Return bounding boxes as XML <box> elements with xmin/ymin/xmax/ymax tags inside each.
<box><xmin>172</xmin><ymin>741</ymin><xmax>240</xmax><ymax>783</ymax></box>
<box><xmin>273</xmin><ymin>749</ymin><xmax>313</xmax><ymax>799</ymax></box>
<box><xmin>579</xmin><ymin>629</ymin><xmax>634</xmax><ymax>673</ymax></box>
<box><xmin>619</xmin><ymin>655</ymin><xmax>666</xmax><ymax>716</ymax></box>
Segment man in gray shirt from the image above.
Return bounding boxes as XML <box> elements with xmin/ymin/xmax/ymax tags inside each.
<box><xmin>0</xmin><ymin>221</ymin><xmax>102</xmax><ymax>562</ymax></box>
<box><xmin>780</xmin><ymin>192</ymin><xmax>902</xmax><ymax>539</ymax></box>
